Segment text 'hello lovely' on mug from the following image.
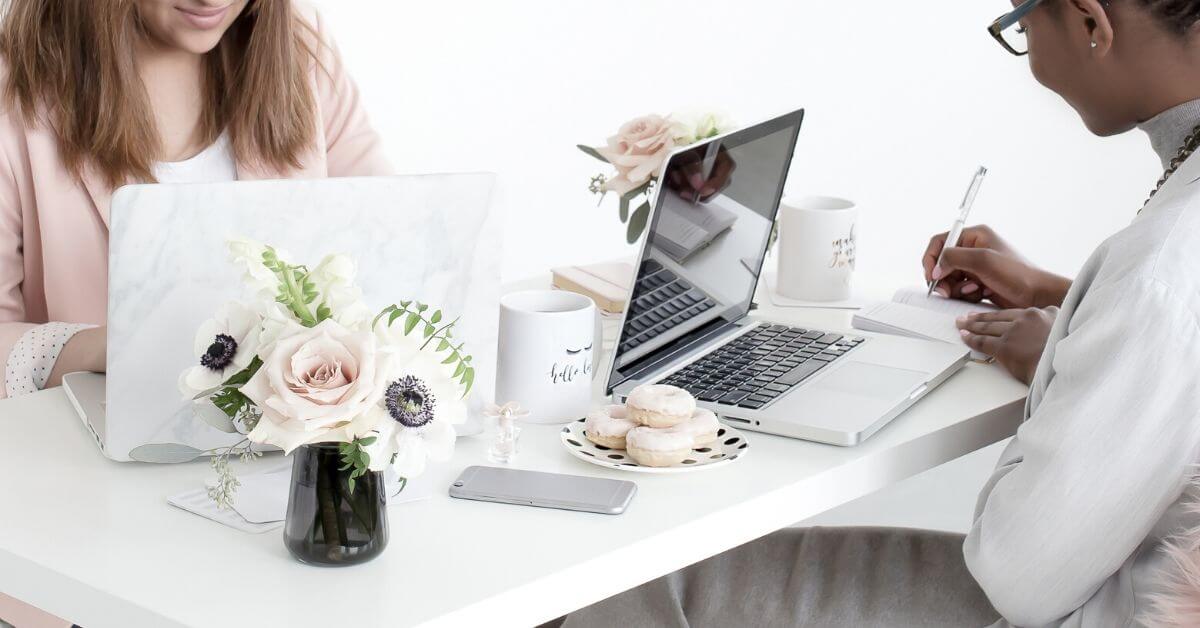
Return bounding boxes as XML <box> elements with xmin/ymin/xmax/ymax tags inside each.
<box><xmin>495</xmin><ymin>290</ymin><xmax>602</xmax><ymax>424</ymax></box>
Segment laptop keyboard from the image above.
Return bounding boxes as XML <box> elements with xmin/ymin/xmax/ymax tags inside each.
<box><xmin>619</xmin><ymin>260</ymin><xmax>717</xmax><ymax>353</ymax></box>
<box><xmin>657</xmin><ymin>325</ymin><xmax>864</xmax><ymax>410</ymax></box>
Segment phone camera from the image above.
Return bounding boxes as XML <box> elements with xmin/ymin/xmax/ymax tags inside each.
<box><xmin>452</xmin><ymin>481</ymin><xmax>464</xmax><ymax>487</ymax></box>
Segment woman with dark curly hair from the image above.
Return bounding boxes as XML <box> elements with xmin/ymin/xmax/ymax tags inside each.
<box><xmin>560</xmin><ymin>2</ymin><xmax>1200</xmax><ymax>626</ymax></box>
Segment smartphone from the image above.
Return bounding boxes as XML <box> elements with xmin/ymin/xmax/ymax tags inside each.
<box><xmin>448</xmin><ymin>466</ymin><xmax>636</xmax><ymax>515</ymax></box>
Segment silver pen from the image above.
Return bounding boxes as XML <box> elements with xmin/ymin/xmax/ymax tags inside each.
<box><xmin>927</xmin><ymin>166</ymin><xmax>988</xmax><ymax>297</ymax></box>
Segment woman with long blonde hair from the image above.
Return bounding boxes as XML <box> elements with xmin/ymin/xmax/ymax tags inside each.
<box><xmin>0</xmin><ymin>0</ymin><xmax>389</xmax><ymax>401</ymax></box>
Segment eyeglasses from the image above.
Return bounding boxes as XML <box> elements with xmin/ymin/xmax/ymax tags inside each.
<box><xmin>988</xmin><ymin>0</ymin><xmax>1046</xmax><ymax>56</ymax></box>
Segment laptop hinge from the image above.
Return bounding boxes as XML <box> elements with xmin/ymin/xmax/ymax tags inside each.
<box><xmin>607</xmin><ymin>317</ymin><xmax>757</xmax><ymax>394</ymax></box>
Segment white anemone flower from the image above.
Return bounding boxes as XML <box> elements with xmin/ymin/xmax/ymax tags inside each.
<box><xmin>225</xmin><ymin>237</ymin><xmax>285</xmax><ymax>300</ymax></box>
<box><xmin>362</xmin><ymin>337</ymin><xmax>468</xmax><ymax>479</ymax></box>
<box><xmin>178</xmin><ymin>301</ymin><xmax>263</xmax><ymax>398</ymax></box>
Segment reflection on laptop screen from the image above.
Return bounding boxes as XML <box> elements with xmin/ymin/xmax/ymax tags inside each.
<box><xmin>606</xmin><ymin>110</ymin><xmax>804</xmax><ymax>393</ymax></box>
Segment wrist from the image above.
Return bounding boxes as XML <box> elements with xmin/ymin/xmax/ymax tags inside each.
<box><xmin>1032</xmin><ymin>273</ymin><xmax>1072</xmax><ymax>309</ymax></box>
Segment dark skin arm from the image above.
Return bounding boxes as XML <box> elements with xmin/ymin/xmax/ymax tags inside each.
<box><xmin>664</xmin><ymin>146</ymin><xmax>736</xmax><ymax>203</ymax></box>
<box><xmin>921</xmin><ymin>225</ymin><xmax>1072</xmax><ymax>309</ymax></box>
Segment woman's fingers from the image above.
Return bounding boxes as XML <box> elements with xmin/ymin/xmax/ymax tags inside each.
<box><xmin>957</xmin><ymin>318</ymin><xmax>1011</xmax><ymax>337</ymax></box>
<box><xmin>960</xmin><ymin>330</ymin><xmax>1002</xmax><ymax>357</ymax></box>
<box><xmin>962</xmin><ymin>309</ymin><xmax>1022</xmax><ymax>323</ymax></box>
<box><xmin>923</xmin><ymin>232</ymin><xmax>950</xmax><ymax>282</ymax></box>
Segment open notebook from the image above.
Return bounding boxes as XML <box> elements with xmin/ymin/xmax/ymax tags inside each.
<box><xmin>853</xmin><ymin>288</ymin><xmax>997</xmax><ymax>360</ymax></box>
<box><xmin>656</xmin><ymin>195</ymin><xmax>738</xmax><ymax>262</ymax></box>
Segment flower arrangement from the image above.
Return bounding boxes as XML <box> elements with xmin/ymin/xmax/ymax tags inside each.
<box><xmin>181</xmin><ymin>238</ymin><xmax>474</xmax><ymax>507</ymax></box>
<box><xmin>579</xmin><ymin>110</ymin><xmax>734</xmax><ymax>243</ymax></box>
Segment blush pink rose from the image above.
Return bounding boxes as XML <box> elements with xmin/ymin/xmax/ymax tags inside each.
<box><xmin>596</xmin><ymin>114</ymin><xmax>678</xmax><ymax>195</ymax></box>
<box><xmin>243</xmin><ymin>319</ymin><xmax>387</xmax><ymax>453</ymax></box>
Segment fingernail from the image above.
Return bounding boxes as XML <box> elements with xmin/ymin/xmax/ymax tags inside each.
<box><xmin>689</xmin><ymin>174</ymin><xmax>704</xmax><ymax>189</ymax></box>
<box><xmin>959</xmin><ymin>329</ymin><xmax>971</xmax><ymax>338</ymax></box>
<box><xmin>932</xmin><ymin>265</ymin><xmax>944</xmax><ymax>280</ymax></box>
<box><xmin>935</xmin><ymin>286</ymin><xmax>949</xmax><ymax>297</ymax></box>
<box><xmin>956</xmin><ymin>315</ymin><xmax>968</xmax><ymax>326</ymax></box>
<box><xmin>961</xmin><ymin>283</ymin><xmax>979</xmax><ymax>295</ymax></box>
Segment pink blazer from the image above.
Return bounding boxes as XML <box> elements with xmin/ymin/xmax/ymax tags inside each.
<box><xmin>0</xmin><ymin>8</ymin><xmax>391</xmax><ymax>398</ymax></box>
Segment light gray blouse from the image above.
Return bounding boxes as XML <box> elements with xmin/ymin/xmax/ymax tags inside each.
<box><xmin>965</xmin><ymin>100</ymin><xmax>1200</xmax><ymax>627</ymax></box>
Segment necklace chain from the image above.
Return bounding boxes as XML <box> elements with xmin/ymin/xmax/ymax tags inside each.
<box><xmin>1144</xmin><ymin>122</ymin><xmax>1200</xmax><ymax>210</ymax></box>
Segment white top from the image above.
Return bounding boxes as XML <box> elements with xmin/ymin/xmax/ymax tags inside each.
<box><xmin>964</xmin><ymin>145</ymin><xmax>1200</xmax><ymax>626</ymax></box>
<box><xmin>1</xmin><ymin>135</ymin><xmax>238</xmax><ymax>398</ymax></box>
<box><xmin>151</xmin><ymin>133</ymin><xmax>238</xmax><ymax>184</ymax></box>
<box><xmin>0</xmin><ymin>289</ymin><xmax>1029</xmax><ymax>628</ymax></box>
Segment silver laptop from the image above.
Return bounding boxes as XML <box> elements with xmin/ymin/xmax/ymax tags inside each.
<box><xmin>605</xmin><ymin>110</ymin><xmax>968</xmax><ymax>446</ymax></box>
<box><xmin>64</xmin><ymin>174</ymin><xmax>500</xmax><ymax>462</ymax></box>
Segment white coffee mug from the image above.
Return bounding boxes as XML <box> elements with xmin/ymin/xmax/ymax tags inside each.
<box><xmin>776</xmin><ymin>195</ymin><xmax>858</xmax><ymax>302</ymax></box>
<box><xmin>495</xmin><ymin>290</ymin><xmax>599</xmax><ymax>424</ymax></box>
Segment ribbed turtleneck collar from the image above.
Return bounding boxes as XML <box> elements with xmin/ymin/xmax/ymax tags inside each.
<box><xmin>1139</xmin><ymin>99</ymin><xmax>1200</xmax><ymax>169</ymax></box>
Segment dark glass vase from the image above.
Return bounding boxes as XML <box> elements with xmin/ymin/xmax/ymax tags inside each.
<box><xmin>283</xmin><ymin>444</ymin><xmax>388</xmax><ymax>566</ymax></box>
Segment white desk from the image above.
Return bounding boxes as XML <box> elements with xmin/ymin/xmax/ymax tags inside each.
<box><xmin>0</xmin><ymin>280</ymin><xmax>1027</xmax><ymax>628</ymax></box>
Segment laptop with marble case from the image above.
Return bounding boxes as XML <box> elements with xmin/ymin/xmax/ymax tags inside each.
<box><xmin>68</xmin><ymin>174</ymin><xmax>499</xmax><ymax>462</ymax></box>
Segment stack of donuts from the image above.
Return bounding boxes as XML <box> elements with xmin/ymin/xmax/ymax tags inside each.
<box><xmin>584</xmin><ymin>384</ymin><xmax>719</xmax><ymax>467</ymax></box>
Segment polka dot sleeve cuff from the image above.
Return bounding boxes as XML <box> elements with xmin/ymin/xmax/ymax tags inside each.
<box><xmin>4</xmin><ymin>322</ymin><xmax>96</xmax><ymax>398</ymax></box>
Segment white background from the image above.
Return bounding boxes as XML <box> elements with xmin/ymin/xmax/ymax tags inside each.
<box><xmin>310</xmin><ymin>0</ymin><xmax>1163</xmax><ymax>532</ymax></box>
<box><xmin>313</xmin><ymin>0</ymin><xmax>1161</xmax><ymax>285</ymax></box>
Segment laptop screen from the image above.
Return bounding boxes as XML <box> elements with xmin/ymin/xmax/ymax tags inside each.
<box><xmin>605</xmin><ymin>109</ymin><xmax>804</xmax><ymax>393</ymax></box>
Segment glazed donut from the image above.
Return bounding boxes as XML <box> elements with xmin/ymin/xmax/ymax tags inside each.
<box><xmin>584</xmin><ymin>405</ymin><xmax>638</xmax><ymax>449</ymax></box>
<box><xmin>626</xmin><ymin>425</ymin><xmax>695</xmax><ymax>467</ymax></box>
<box><xmin>626</xmin><ymin>384</ymin><xmax>696</xmax><ymax>428</ymax></box>
<box><xmin>683</xmin><ymin>408</ymin><xmax>720</xmax><ymax>446</ymax></box>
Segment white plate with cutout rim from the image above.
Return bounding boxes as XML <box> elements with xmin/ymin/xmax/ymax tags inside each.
<box><xmin>559</xmin><ymin>418</ymin><xmax>749</xmax><ymax>474</ymax></box>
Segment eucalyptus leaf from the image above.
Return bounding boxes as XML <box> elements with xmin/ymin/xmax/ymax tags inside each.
<box><xmin>388</xmin><ymin>308</ymin><xmax>405</xmax><ymax>326</ymax></box>
<box><xmin>193</xmin><ymin>401</ymin><xmax>237</xmax><ymax>433</ymax></box>
<box><xmin>576</xmin><ymin>144</ymin><xmax>610</xmax><ymax>163</ymax></box>
<box><xmin>626</xmin><ymin>201</ymin><xmax>651</xmax><ymax>244</ymax></box>
<box><xmin>619</xmin><ymin>196</ymin><xmax>630</xmax><ymax>223</ymax></box>
<box><xmin>128</xmin><ymin>443</ymin><xmax>205</xmax><ymax>464</ymax></box>
<box><xmin>430</xmin><ymin>310</ymin><xmax>442</xmax><ymax>324</ymax></box>
<box><xmin>404</xmin><ymin>312</ymin><xmax>420</xmax><ymax>335</ymax></box>
<box><xmin>424</xmin><ymin>323</ymin><xmax>435</xmax><ymax>338</ymax></box>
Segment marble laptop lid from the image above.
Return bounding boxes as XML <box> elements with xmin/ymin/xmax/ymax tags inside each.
<box><xmin>104</xmin><ymin>174</ymin><xmax>499</xmax><ymax>462</ymax></box>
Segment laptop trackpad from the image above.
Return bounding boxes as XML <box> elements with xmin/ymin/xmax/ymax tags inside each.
<box><xmin>813</xmin><ymin>361</ymin><xmax>927</xmax><ymax>400</ymax></box>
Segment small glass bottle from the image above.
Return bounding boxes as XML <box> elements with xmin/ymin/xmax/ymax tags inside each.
<box><xmin>486</xmin><ymin>402</ymin><xmax>527</xmax><ymax>464</ymax></box>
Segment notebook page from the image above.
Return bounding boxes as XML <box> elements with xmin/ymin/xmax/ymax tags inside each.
<box><xmin>891</xmin><ymin>288</ymin><xmax>997</xmax><ymax>319</ymax></box>
<box><xmin>856</xmin><ymin>301</ymin><xmax>963</xmax><ymax>346</ymax></box>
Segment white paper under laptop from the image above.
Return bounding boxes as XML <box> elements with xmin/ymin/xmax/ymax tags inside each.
<box><xmin>94</xmin><ymin>175</ymin><xmax>499</xmax><ymax>462</ymax></box>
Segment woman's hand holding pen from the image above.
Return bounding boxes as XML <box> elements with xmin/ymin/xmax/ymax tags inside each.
<box><xmin>922</xmin><ymin>224</ymin><xmax>1072</xmax><ymax>309</ymax></box>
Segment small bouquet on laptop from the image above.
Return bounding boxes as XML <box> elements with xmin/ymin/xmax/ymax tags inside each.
<box><xmin>178</xmin><ymin>237</ymin><xmax>475</xmax><ymax>508</ymax></box>
<box><xmin>579</xmin><ymin>110</ymin><xmax>735</xmax><ymax>244</ymax></box>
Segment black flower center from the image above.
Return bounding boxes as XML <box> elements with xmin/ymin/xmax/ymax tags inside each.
<box><xmin>384</xmin><ymin>376</ymin><xmax>436</xmax><ymax>428</ymax></box>
<box><xmin>200</xmin><ymin>333</ymin><xmax>238</xmax><ymax>371</ymax></box>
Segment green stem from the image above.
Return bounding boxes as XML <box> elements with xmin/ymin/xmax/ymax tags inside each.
<box><xmin>281</xmin><ymin>268</ymin><xmax>317</xmax><ymax>326</ymax></box>
<box><xmin>315</xmin><ymin>461</ymin><xmax>344</xmax><ymax>557</ymax></box>
<box><xmin>420</xmin><ymin>316</ymin><xmax>461</xmax><ymax>350</ymax></box>
<box><xmin>336</xmin><ymin>473</ymin><xmax>376</xmax><ymax>535</ymax></box>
